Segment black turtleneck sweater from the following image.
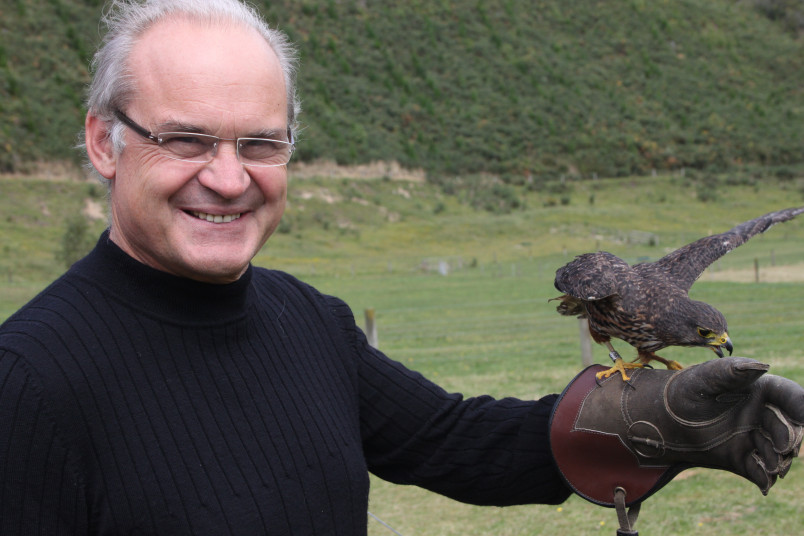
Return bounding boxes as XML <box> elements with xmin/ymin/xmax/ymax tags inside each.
<box><xmin>0</xmin><ymin>232</ymin><xmax>570</xmax><ymax>535</ymax></box>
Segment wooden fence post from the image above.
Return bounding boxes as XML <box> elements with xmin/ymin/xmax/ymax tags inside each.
<box><xmin>365</xmin><ymin>308</ymin><xmax>378</xmax><ymax>348</ymax></box>
<box><xmin>578</xmin><ymin>317</ymin><xmax>594</xmax><ymax>367</ymax></box>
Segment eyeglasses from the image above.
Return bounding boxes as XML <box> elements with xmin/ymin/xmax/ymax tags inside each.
<box><xmin>113</xmin><ymin>110</ymin><xmax>295</xmax><ymax>167</ymax></box>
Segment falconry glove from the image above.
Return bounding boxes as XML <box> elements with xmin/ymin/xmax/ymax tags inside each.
<box><xmin>550</xmin><ymin>357</ymin><xmax>804</xmax><ymax>508</ymax></box>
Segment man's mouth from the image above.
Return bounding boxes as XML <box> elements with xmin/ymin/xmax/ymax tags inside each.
<box><xmin>190</xmin><ymin>211</ymin><xmax>242</xmax><ymax>223</ymax></box>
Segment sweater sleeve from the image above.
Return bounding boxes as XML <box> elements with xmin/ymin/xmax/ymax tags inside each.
<box><xmin>325</xmin><ymin>295</ymin><xmax>572</xmax><ymax>507</ymax></box>
<box><xmin>0</xmin><ymin>350</ymin><xmax>87</xmax><ymax>535</ymax></box>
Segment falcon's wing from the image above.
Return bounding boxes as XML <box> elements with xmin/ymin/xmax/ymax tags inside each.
<box><xmin>554</xmin><ymin>251</ymin><xmax>633</xmax><ymax>300</ymax></box>
<box><xmin>647</xmin><ymin>206</ymin><xmax>804</xmax><ymax>291</ymax></box>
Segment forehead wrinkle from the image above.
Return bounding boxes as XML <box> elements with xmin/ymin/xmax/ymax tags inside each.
<box><xmin>138</xmin><ymin>82</ymin><xmax>285</xmax><ymax>137</ymax></box>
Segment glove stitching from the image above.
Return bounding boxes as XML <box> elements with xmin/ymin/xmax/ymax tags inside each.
<box><xmin>764</xmin><ymin>403</ymin><xmax>798</xmax><ymax>453</ymax></box>
<box><xmin>750</xmin><ymin>450</ymin><xmax>773</xmax><ymax>495</ymax></box>
<box><xmin>637</xmin><ymin>425</ymin><xmax>759</xmax><ymax>454</ymax></box>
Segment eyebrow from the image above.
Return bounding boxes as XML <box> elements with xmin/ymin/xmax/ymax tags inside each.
<box><xmin>154</xmin><ymin>120</ymin><xmax>208</xmax><ymax>134</ymax></box>
<box><xmin>155</xmin><ymin>121</ymin><xmax>289</xmax><ymax>141</ymax></box>
<box><xmin>248</xmin><ymin>127</ymin><xmax>288</xmax><ymax>140</ymax></box>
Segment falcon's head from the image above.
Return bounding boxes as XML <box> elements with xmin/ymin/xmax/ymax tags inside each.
<box><xmin>697</xmin><ymin>327</ymin><xmax>733</xmax><ymax>357</ymax></box>
<box><xmin>677</xmin><ymin>300</ymin><xmax>733</xmax><ymax>357</ymax></box>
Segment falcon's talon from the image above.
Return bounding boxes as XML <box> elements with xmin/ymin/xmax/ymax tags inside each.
<box><xmin>648</xmin><ymin>354</ymin><xmax>683</xmax><ymax>371</ymax></box>
<box><xmin>595</xmin><ymin>358</ymin><xmax>644</xmax><ymax>382</ymax></box>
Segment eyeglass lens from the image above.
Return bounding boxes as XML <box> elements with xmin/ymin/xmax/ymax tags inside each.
<box><xmin>157</xmin><ymin>132</ymin><xmax>293</xmax><ymax>167</ymax></box>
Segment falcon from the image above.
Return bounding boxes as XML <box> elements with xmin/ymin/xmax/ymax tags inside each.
<box><xmin>552</xmin><ymin>206</ymin><xmax>804</xmax><ymax>381</ymax></box>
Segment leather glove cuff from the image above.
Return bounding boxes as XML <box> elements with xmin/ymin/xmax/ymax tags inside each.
<box><xmin>550</xmin><ymin>365</ymin><xmax>680</xmax><ymax>506</ymax></box>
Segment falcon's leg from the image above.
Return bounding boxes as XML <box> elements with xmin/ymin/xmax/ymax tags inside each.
<box><xmin>595</xmin><ymin>342</ymin><xmax>645</xmax><ymax>381</ymax></box>
<box><xmin>638</xmin><ymin>351</ymin><xmax>682</xmax><ymax>371</ymax></box>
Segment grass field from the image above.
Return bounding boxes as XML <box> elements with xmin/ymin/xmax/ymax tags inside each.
<box><xmin>1</xmin><ymin>171</ymin><xmax>804</xmax><ymax>534</ymax></box>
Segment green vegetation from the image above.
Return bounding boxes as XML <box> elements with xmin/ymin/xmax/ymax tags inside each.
<box><xmin>1</xmin><ymin>0</ymin><xmax>803</xmax><ymax>178</ymax></box>
<box><xmin>2</xmin><ymin>171</ymin><xmax>804</xmax><ymax>534</ymax></box>
<box><xmin>0</xmin><ymin>0</ymin><xmax>100</xmax><ymax>171</ymax></box>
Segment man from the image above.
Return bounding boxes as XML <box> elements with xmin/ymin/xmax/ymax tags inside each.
<box><xmin>1</xmin><ymin>1</ymin><xmax>801</xmax><ymax>534</ymax></box>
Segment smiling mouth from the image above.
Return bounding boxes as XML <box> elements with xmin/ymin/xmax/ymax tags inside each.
<box><xmin>191</xmin><ymin>211</ymin><xmax>242</xmax><ymax>223</ymax></box>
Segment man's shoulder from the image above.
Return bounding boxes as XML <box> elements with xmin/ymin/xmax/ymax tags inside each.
<box><xmin>250</xmin><ymin>266</ymin><xmax>316</xmax><ymax>297</ymax></box>
<box><xmin>249</xmin><ymin>266</ymin><xmax>350</xmax><ymax>314</ymax></box>
<box><xmin>2</xmin><ymin>276</ymin><xmax>68</xmax><ymax>321</ymax></box>
<box><xmin>0</xmin><ymin>272</ymin><xmax>94</xmax><ymax>351</ymax></box>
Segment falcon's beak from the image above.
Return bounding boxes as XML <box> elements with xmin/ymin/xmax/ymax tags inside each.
<box><xmin>709</xmin><ymin>334</ymin><xmax>733</xmax><ymax>358</ymax></box>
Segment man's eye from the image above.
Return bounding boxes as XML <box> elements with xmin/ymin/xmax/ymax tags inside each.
<box><xmin>241</xmin><ymin>138</ymin><xmax>278</xmax><ymax>149</ymax></box>
<box><xmin>162</xmin><ymin>134</ymin><xmax>205</xmax><ymax>146</ymax></box>
<box><xmin>159</xmin><ymin>133</ymin><xmax>213</xmax><ymax>158</ymax></box>
<box><xmin>239</xmin><ymin>138</ymin><xmax>281</xmax><ymax>156</ymax></box>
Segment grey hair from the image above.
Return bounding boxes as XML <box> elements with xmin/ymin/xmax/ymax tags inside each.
<box><xmin>84</xmin><ymin>0</ymin><xmax>301</xmax><ymax>180</ymax></box>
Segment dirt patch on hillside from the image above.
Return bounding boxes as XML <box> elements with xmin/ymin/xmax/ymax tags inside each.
<box><xmin>706</xmin><ymin>264</ymin><xmax>804</xmax><ymax>283</ymax></box>
<box><xmin>0</xmin><ymin>161</ymin><xmax>88</xmax><ymax>181</ymax></box>
<box><xmin>289</xmin><ymin>159</ymin><xmax>425</xmax><ymax>182</ymax></box>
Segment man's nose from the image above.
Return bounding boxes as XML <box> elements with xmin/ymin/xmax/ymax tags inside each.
<box><xmin>197</xmin><ymin>140</ymin><xmax>249</xmax><ymax>198</ymax></box>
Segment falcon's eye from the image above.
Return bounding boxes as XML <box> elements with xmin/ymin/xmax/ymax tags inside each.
<box><xmin>697</xmin><ymin>328</ymin><xmax>714</xmax><ymax>338</ymax></box>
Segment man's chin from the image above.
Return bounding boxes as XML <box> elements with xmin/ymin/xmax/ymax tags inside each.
<box><xmin>184</xmin><ymin>265</ymin><xmax>249</xmax><ymax>284</ymax></box>
<box><xmin>176</xmin><ymin>250</ymin><xmax>253</xmax><ymax>284</ymax></box>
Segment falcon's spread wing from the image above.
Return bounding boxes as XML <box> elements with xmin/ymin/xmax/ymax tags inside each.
<box><xmin>645</xmin><ymin>206</ymin><xmax>804</xmax><ymax>291</ymax></box>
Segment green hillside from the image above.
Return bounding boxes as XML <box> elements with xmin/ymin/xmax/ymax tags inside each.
<box><xmin>1</xmin><ymin>0</ymin><xmax>803</xmax><ymax>179</ymax></box>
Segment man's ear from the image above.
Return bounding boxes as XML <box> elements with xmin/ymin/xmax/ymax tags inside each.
<box><xmin>85</xmin><ymin>113</ymin><xmax>117</xmax><ymax>180</ymax></box>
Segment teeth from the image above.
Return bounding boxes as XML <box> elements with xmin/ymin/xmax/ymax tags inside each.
<box><xmin>192</xmin><ymin>211</ymin><xmax>242</xmax><ymax>223</ymax></box>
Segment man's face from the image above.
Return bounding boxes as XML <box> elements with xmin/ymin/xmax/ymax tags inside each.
<box><xmin>103</xmin><ymin>19</ymin><xmax>289</xmax><ymax>283</ymax></box>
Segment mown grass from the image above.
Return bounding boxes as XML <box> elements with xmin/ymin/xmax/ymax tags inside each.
<box><xmin>367</xmin><ymin>463</ymin><xmax>804</xmax><ymax>536</ymax></box>
<box><xmin>2</xmin><ymin>172</ymin><xmax>804</xmax><ymax>534</ymax></box>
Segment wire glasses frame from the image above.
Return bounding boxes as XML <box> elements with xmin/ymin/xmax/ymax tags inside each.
<box><xmin>113</xmin><ymin>110</ymin><xmax>295</xmax><ymax>168</ymax></box>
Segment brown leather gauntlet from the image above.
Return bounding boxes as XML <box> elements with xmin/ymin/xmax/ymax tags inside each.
<box><xmin>550</xmin><ymin>357</ymin><xmax>804</xmax><ymax>507</ymax></box>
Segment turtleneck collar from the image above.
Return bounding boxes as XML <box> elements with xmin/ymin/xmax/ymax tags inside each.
<box><xmin>70</xmin><ymin>231</ymin><xmax>254</xmax><ymax>326</ymax></box>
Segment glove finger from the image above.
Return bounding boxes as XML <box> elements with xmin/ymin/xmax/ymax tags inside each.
<box><xmin>742</xmin><ymin>447</ymin><xmax>776</xmax><ymax>495</ymax></box>
<box><xmin>673</xmin><ymin>357</ymin><xmax>767</xmax><ymax>398</ymax></box>
<box><xmin>763</xmin><ymin>404</ymin><xmax>804</xmax><ymax>454</ymax></box>
<box><xmin>759</xmin><ymin>375</ymin><xmax>804</xmax><ymax>425</ymax></box>
<box><xmin>752</xmin><ymin>429</ymin><xmax>786</xmax><ymax>475</ymax></box>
